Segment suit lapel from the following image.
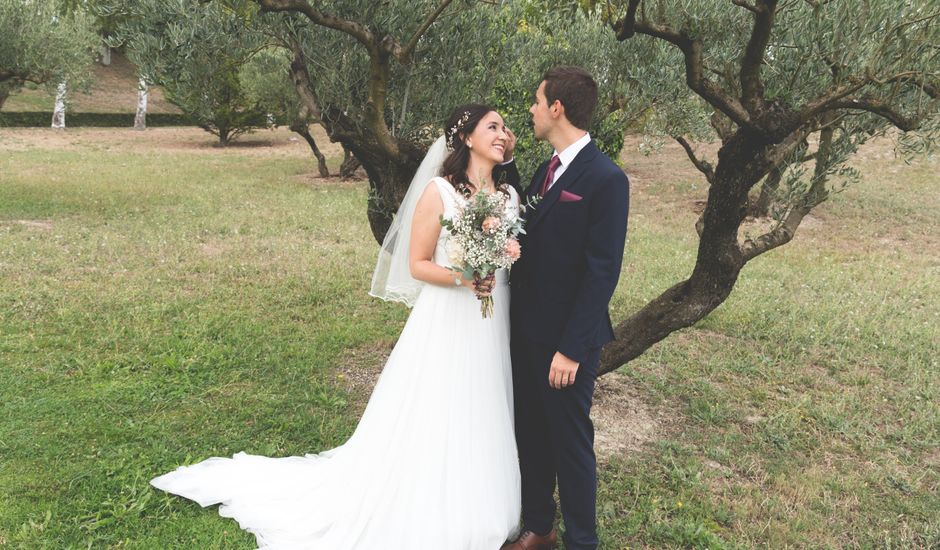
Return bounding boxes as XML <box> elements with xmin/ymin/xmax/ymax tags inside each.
<box><xmin>526</xmin><ymin>142</ymin><xmax>599</xmax><ymax>232</ymax></box>
<box><xmin>525</xmin><ymin>160</ymin><xmax>550</xmax><ymax>201</ymax></box>
<box><xmin>520</xmin><ymin>160</ymin><xmax>549</xmax><ymax>224</ymax></box>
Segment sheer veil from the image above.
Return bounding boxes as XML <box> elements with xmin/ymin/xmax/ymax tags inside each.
<box><xmin>369</xmin><ymin>135</ymin><xmax>448</xmax><ymax>307</ymax></box>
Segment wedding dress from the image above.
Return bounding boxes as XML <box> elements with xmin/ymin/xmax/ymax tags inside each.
<box><xmin>151</xmin><ymin>176</ymin><xmax>522</xmax><ymax>549</ymax></box>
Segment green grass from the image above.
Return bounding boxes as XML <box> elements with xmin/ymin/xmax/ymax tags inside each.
<box><xmin>1</xmin><ymin>130</ymin><xmax>937</xmax><ymax>548</ymax></box>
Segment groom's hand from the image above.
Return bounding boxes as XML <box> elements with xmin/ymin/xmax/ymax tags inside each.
<box><xmin>549</xmin><ymin>352</ymin><xmax>580</xmax><ymax>389</ymax></box>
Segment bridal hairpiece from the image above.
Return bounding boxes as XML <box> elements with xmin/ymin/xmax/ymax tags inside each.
<box><xmin>445</xmin><ymin>111</ymin><xmax>472</xmax><ymax>150</ymax></box>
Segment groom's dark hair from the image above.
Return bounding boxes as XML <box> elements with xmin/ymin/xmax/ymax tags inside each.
<box><xmin>542</xmin><ymin>66</ymin><xmax>597</xmax><ymax>131</ymax></box>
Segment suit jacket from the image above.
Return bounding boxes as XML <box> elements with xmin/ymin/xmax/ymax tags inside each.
<box><xmin>492</xmin><ymin>162</ymin><xmax>522</xmax><ymax>196</ymax></box>
<box><xmin>504</xmin><ymin>141</ymin><xmax>630</xmax><ymax>363</ymax></box>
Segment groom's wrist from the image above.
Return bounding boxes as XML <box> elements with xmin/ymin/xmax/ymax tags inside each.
<box><xmin>557</xmin><ymin>341</ymin><xmax>586</xmax><ymax>364</ymax></box>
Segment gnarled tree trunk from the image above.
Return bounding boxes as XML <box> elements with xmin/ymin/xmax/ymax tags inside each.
<box><xmin>285</xmin><ymin>40</ymin><xmax>424</xmax><ymax>243</ymax></box>
<box><xmin>601</xmin><ymin>130</ymin><xmax>772</xmax><ymax>373</ymax></box>
<box><xmin>339</xmin><ymin>147</ymin><xmax>361</xmax><ymax>178</ymax></box>
<box><xmin>338</xmin><ymin>133</ymin><xmax>423</xmax><ymax>242</ymax></box>
<box><xmin>290</xmin><ymin>122</ymin><xmax>329</xmax><ymax>177</ymax></box>
<box><xmin>601</xmin><ymin>0</ymin><xmax>937</xmax><ymax>374</ymax></box>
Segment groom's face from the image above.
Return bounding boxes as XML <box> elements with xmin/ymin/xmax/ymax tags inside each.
<box><xmin>529</xmin><ymin>81</ymin><xmax>554</xmax><ymax>141</ymax></box>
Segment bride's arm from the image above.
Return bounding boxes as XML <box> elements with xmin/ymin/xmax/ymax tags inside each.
<box><xmin>409</xmin><ymin>183</ymin><xmax>474</xmax><ymax>288</ymax></box>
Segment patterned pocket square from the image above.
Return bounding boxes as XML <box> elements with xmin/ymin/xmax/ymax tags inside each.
<box><xmin>559</xmin><ymin>190</ymin><xmax>582</xmax><ymax>202</ymax></box>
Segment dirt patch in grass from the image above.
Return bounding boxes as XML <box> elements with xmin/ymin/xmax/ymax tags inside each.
<box><xmin>336</xmin><ymin>340</ymin><xmax>672</xmax><ymax>461</ymax></box>
<box><xmin>8</xmin><ymin>220</ymin><xmax>54</xmax><ymax>230</ymax></box>
<box><xmin>592</xmin><ymin>372</ymin><xmax>673</xmax><ymax>462</ymax></box>
<box><xmin>0</xmin><ymin>126</ymin><xmax>343</xmax><ymax>159</ymax></box>
<box><xmin>293</xmin><ymin>172</ymin><xmax>368</xmax><ymax>188</ymax></box>
<box><xmin>334</xmin><ymin>339</ymin><xmax>395</xmax><ymax>412</ymax></box>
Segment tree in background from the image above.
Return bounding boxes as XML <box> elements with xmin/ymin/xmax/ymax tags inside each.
<box><xmin>101</xmin><ymin>0</ymin><xmax>938</xmax><ymax>380</ymax></box>
<box><xmin>0</xmin><ymin>0</ymin><xmax>97</xmax><ymax>110</ymax></box>
<box><xmin>108</xmin><ymin>0</ymin><xmax>641</xmax><ymax>235</ymax></box>
<box><xmin>241</xmin><ymin>47</ymin><xmax>331</xmax><ymax>176</ymax></box>
<box><xmin>109</xmin><ymin>0</ymin><xmax>269</xmax><ymax>145</ymax></box>
<box><xmin>591</xmin><ymin>0</ymin><xmax>939</xmax><ymax>373</ymax></box>
<box><xmin>244</xmin><ymin>0</ymin><xmax>641</xmax><ymax>241</ymax></box>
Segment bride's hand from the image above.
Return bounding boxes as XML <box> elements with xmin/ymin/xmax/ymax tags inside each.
<box><xmin>472</xmin><ymin>273</ymin><xmax>496</xmax><ymax>297</ymax></box>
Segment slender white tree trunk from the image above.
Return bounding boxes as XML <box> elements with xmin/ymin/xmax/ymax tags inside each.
<box><xmin>51</xmin><ymin>81</ymin><xmax>67</xmax><ymax>129</ymax></box>
<box><xmin>100</xmin><ymin>44</ymin><xmax>111</xmax><ymax>66</ymax></box>
<box><xmin>135</xmin><ymin>78</ymin><xmax>148</xmax><ymax>131</ymax></box>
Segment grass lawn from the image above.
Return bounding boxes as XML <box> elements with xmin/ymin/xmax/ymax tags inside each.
<box><xmin>0</xmin><ymin>127</ymin><xmax>937</xmax><ymax>549</ymax></box>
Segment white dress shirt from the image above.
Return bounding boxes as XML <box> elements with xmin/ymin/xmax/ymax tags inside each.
<box><xmin>546</xmin><ymin>132</ymin><xmax>591</xmax><ymax>192</ymax></box>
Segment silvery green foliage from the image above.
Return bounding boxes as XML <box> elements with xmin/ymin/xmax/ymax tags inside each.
<box><xmin>262</xmin><ymin>1</ymin><xmax>655</xmax><ymax>172</ymax></box>
<box><xmin>611</xmin><ymin>0</ymin><xmax>939</xmax><ymax>218</ymax></box>
<box><xmin>239</xmin><ymin>47</ymin><xmax>301</xmax><ymax>127</ymax></box>
<box><xmin>486</xmin><ymin>5</ymin><xmax>663</xmax><ymax>176</ymax></box>
<box><xmin>0</xmin><ymin>0</ymin><xmax>98</xmax><ymax>109</ymax></box>
<box><xmin>107</xmin><ymin>0</ymin><xmax>269</xmax><ymax>144</ymax></box>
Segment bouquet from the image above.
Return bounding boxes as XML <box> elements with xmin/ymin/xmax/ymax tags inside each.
<box><xmin>440</xmin><ymin>185</ymin><xmax>533</xmax><ymax>318</ymax></box>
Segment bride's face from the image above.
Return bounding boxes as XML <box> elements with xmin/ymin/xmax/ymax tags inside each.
<box><xmin>466</xmin><ymin>111</ymin><xmax>508</xmax><ymax>165</ymax></box>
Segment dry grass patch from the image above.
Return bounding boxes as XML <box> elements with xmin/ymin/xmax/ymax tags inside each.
<box><xmin>592</xmin><ymin>373</ymin><xmax>676</xmax><ymax>462</ymax></box>
<box><xmin>0</xmin><ymin>126</ymin><xmax>342</xmax><ymax>159</ymax></box>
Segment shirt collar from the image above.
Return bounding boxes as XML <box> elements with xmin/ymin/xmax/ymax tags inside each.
<box><xmin>553</xmin><ymin>133</ymin><xmax>591</xmax><ymax>168</ymax></box>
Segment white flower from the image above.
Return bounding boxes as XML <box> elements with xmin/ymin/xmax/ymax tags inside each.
<box><xmin>445</xmin><ymin>237</ymin><xmax>465</xmax><ymax>264</ymax></box>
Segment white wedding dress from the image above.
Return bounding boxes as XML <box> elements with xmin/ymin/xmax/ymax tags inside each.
<box><xmin>151</xmin><ymin>177</ymin><xmax>521</xmax><ymax>549</ymax></box>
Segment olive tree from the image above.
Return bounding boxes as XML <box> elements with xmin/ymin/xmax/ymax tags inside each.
<box><xmin>0</xmin><ymin>0</ymin><xmax>97</xmax><ymax>110</ymax></box>
<box><xmin>247</xmin><ymin>0</ymin><xmax>642</xmax><ymax>241</ymax></box>
<box><xmin>241</xmin><ymin>47</ymin><xmax>331</xmax><ymax>176</ymax></box>
<box><xmin>593</xmin><ymin>0</ymin><xmax>939</xmax><ymax>373</ymax></box>
<box><xmin>109</xmin><ymin>0</ymin><xmax>269</xmax><ymax>145</ymax></box>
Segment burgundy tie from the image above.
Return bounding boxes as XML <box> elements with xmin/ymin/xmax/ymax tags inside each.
<box><xmin>539</xmin><ymin>155</ymin><xmax>562</xmax><ymax>197</ymax></box>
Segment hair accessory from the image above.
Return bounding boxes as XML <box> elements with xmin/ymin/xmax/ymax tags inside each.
<box><xmin>445</xmin><ymin>111</ymin><xmax>472</xmax><ymax>150</ymax></box>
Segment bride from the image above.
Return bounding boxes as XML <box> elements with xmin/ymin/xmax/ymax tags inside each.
<box><xmin>151</xmin><ymin>104</ymin><xmax>523</xmax><ymax>549</ymax></box>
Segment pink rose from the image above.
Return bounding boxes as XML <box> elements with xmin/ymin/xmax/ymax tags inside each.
<box><xmin>482</xmin><ymin>216</ymin><xmax>501</xmax><ymax>232</ymax></box>
<box><xmin>505</xmin><ymin>239</ymin><xmax>521</xmax><ymax>261</ymax></box>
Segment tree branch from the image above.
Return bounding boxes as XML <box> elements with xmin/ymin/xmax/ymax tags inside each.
<box><xmin>882</xmin><ymin>73</ymin><xmax>940</xmax><ymax>99</ymax></box>
<box><xmin>675</xmin><ymin>136</ymin><xmax>715</xmax><ymax>184</ymax></box>
<box><xmin>742</xmin><ymin>112</ymin><xmax>837</xmax><ymax>259</ymax></box>
<box><xmin>287</xmin><ymin>41</ymin><xmax>323</xmax><ymax>122</ymax></box>
<box><xmin>0</xmin><ymin>69</ymin><xmax>36</xmax><ymax>85</ymax></box>
<box><xmin>739</xmin><ymin>0</ymin><xmax>777</xmax><ymax>113</ymax></box>
<box><xmin>256</xmin><ymin>0</ymin><xmax>376</xmax><ymax>53</ymax></box>
<box><xmin>395</xmin><ymin>0</ymin><xmax>455</xmax><ymax>62</ymax></box>
<box><xmin>731</xmin><ymin>0</ymin><xmax>759</xmax><ymax>13</ymax></box>
<box><xmin>614</xmin><ymin>0</ymin><xmax>756</xmax><ymax>132</ymax></box>
<box><xmin>764</xmin><ymin>125</ymin><xmax>814</xmax><ymax>168</ymax></box>
<box><xmin>825</xmin><ymin>97</ymin><xmax>922</xmax><ymax>131</ymax></box>
<box><xmin>257</xmin><ymin>0</ymin><xmax>412</xmax><ymax>158</ymax></box>
<box><xmin>796</xmin><ymin>77</ymin><xmax>869</xmax><ymax>124</ymax></box>
<box><xmin>739</xmin><ymin>205</ymin><xmax>804</xmax><ymax>261</ymax></box>
<box><xmin>709</xmin><ymin>110</ymin><xmax>735</xmax><ymax>141</ymax></box>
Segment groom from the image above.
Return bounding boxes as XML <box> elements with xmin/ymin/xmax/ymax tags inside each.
<box><xmin>501</xmin><ymin>66</ymin><xmax>630</xmax><ymax>550</ymax></box>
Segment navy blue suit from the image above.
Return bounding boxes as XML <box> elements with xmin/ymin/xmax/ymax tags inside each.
<box><xmin>504</xmin><ymin>141</ymin><xmax>629</xmax><ymax>549</ymax></box>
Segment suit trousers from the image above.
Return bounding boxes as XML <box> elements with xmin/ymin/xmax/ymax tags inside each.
<box><xmin>511</xmin><ymin>333</ymin><xmax>600</xmax><ymax>550</ymax></box>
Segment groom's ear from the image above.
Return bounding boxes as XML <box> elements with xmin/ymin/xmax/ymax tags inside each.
<box><xmin>550</xmin><ymin>99</ymin><xmax>565</xmax><ymax>120</ymax></box>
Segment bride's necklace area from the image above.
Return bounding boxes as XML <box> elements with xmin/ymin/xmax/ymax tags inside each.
<box><xmin>467</xmin><ymin>176</ymin><xmax>496</xmax><ymax>196</ymax></box>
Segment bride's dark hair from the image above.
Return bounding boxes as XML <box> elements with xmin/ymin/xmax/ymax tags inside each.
<box><xmin>441</xmin><ymin>103</ymin><xmax>498</xmax><ymax>197</ymax></box>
